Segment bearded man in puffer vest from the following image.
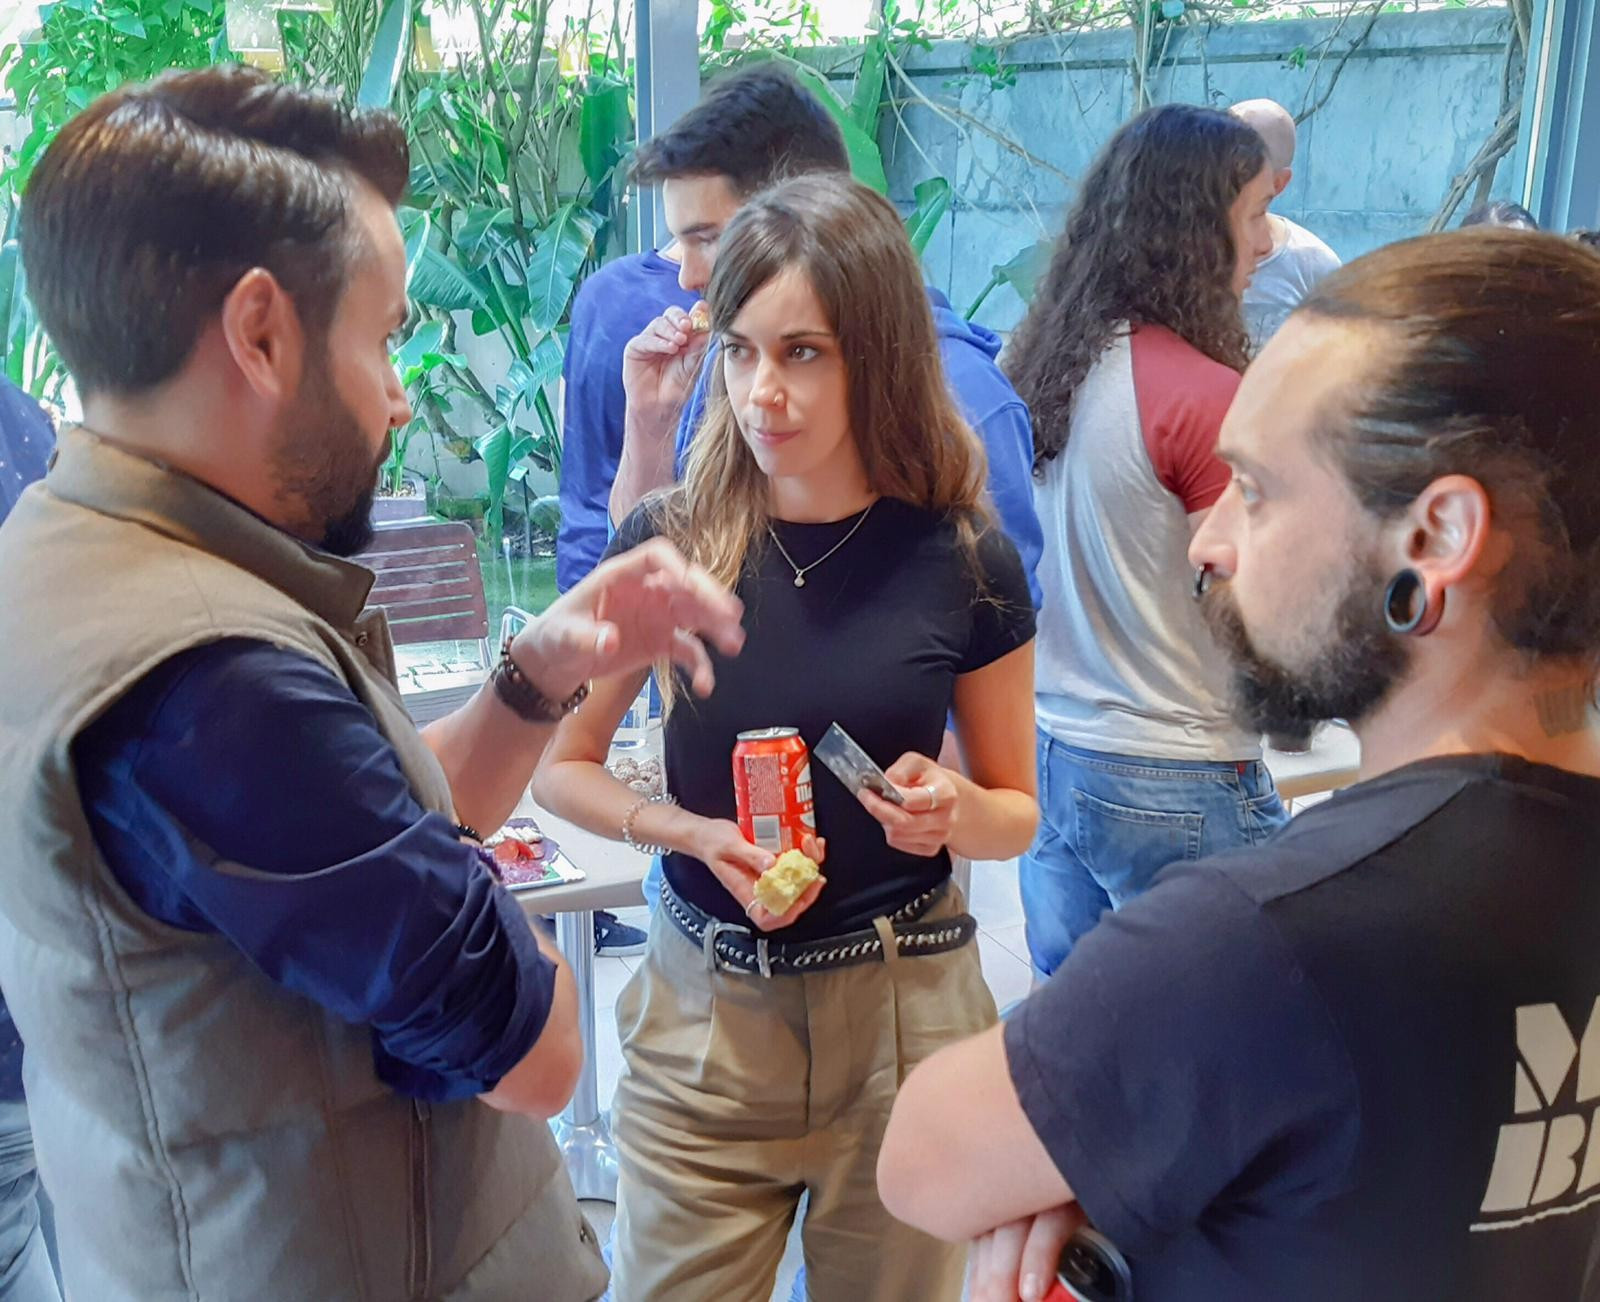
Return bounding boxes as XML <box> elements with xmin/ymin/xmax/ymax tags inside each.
<box><xmin>0</xmin><ymin>64</ymin><xmax>745</xmax><ymax>1301</ymax></box>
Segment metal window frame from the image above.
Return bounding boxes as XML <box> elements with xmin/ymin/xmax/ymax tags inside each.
<box><xmin>631</xmin><ymin>0</ymin><xmax>700</xmax><ymax>253</ymax></box>
<box><xmin>1515</xmin><ymin>0</ymin><xmax>1600</xmax><ymax>230</ymax></box>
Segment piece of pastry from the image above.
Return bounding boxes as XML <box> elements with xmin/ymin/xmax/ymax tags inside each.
<box><xmin>753</xmin><ymin>849</ymin><xmax>822</xmax><ymax>915</ymax></box>
<box><xmin>688</xmin><ymin>300</ymin><xmax>711</xmax><ymax>333</ymax></box>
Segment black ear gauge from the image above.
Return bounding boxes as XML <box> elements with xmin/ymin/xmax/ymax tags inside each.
<box><xmin>1383</xmin><ymin>568</ymin><xmax>1444</xmax><ymax>636</ymax></box>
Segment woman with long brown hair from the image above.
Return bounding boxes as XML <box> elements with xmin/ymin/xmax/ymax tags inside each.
<box><xmin>534</xmin><ymin>172</ymin><xmax>1038</xmax><ymax>1300</ymax></box>
<box><xmin>1005</xmin><ymin>103</ymin><xmax>1290</xmax><ymax>981</ymax></box>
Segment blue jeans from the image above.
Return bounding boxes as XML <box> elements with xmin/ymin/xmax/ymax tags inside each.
<box><xmin>642</xmin><ymin>854</ymin><xmax>664</xmax><ymax>912</ymax></box>
<box><xmin>1020</xmin><ymin>732</ymin><xmax>1289</xmax><ymax>977</ymax></box>
<box><xmin>0</xmin><ymin>1100</ymin><xmax>60</xmax><ymax>1302</ymax></box>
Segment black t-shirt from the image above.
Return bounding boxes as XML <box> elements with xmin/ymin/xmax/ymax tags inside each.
<box><xmin>607</xmin><ymin>497</ymin><xmax>1034</xmax><ymax>939</ymax></box>
<box><xmin>1006</xmin><ymin>754</ymin><xmax>1600</xmax><ymax>1301</ymax></box>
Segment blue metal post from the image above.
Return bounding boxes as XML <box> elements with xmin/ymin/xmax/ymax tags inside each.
<box><xmin>1517</xmin><ymin>0</ymin><xmax>1600</xmax><ymax>230</ymax></box>
<box><xmin>631</xmin><ymin>0</ymin><xmax>701</xmax><ymax>253</ymax></box>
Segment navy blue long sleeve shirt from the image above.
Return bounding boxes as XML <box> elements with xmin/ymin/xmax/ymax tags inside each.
<box><xmin>71</xmin><ymin>638</ymin><xmax>556</xmax><ymax>1103</ymax></box>
<box><xmin>556</xmin><ymin>249</ymin><xmax>699</xmax><ymax>592</ymax></box>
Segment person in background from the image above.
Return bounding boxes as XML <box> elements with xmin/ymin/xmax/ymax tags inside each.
<box><xmin>534</xmin><ymin>173</ymin><xmax>1038</xmax><ymax>1302</ymax></box>
<box><xmin>880</xmin><ymin>227</ymin><xmax>1600</xmax><ymax>1302</ymax></box>
<box><xmin>1229</xmin><ymin>98</ymin><xmax>1342</xmax><ymax>350</ymax></box>
<box><xmin>556</xmin><ymin>250</ymin><xmax>697</xmax><ymax>593</ymax></box>
<box><xmin>0</xmin><ymin>378</ymin><xmax>59</xmax><ymax>1302</ymax></box>
<box><xmin>0</xmin><ymin>66</ymin><xmax>744</xmax><ymax>1300</ymax></box>
<box><xmin>1004</xmin><ymin>104</ymin><xmax>1290</xmax><ymax>979</ymax></box>
<box><xmin>608</xmin><ymin>62</ymin><xmax>1044</xmax><ymax>610</ymax></box>
<box><xmin>1460</xmin><ymin>199</ymin><xmax>1539</xmax><ymax>229</ymax></box>
<box><xmin>555</xmin><ymin>247</ymin><xmax>698</xmax><ymax>957</ymax></box>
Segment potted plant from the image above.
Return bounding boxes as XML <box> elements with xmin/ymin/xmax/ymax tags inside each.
<box><xmin>372</xmin><ymin>466</ymin><xmax>427</xmax><ymax>525</ymax></box>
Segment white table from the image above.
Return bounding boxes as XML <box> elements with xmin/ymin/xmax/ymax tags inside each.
<box><xmin>1263</xmin><ymin>722</ymin><xmax>1362</xmax><ymax>803</ymax></box>
<box><xmin>511</xmin><ymin>775</ymin><xmax>655</xmax><ymax>1204</ymax></box>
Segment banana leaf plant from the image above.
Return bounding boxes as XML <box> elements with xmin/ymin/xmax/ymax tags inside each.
<box><xmin>1</xmin><ymin>0</ymin><xmax>231</xmax><ymax>405</ymax></box>
<box><xmin>965</xmin><ymin>236</ymin><xmax>1053</xmax><ymax>319</ymax></box>
<box><xmin>0</xmin><ymin>205</ymin><xmax>65</xmax><ymax>403</ymax></box>
<box><xmin>281</xmin><ymin>0</ymin><xmax>630</xmax><ymax>546</ymax></box>
<box><xmin>711</xmin><ymin>0</ymin><xmax>952</xmax><ymax>251</ymax></box>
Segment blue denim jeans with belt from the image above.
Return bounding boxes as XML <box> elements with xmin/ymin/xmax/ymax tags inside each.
<box><xmin>1020</xmin><ymin>731</ymin><xmax>1289</xmax><ymax>978</ymax></box>
<box><xmin>0</xmin><ymin>1099</ymin><xmax>60</xmax><ymax>1302</ymax></box>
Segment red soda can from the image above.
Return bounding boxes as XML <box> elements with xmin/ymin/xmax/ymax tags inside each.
<box><xmin>732</xmin><ymin>727</ymin><xmax>816</xmax><ymax>853</ymax></box>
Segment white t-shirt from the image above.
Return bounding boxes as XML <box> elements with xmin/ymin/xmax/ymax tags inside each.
<box><xmin>1243</xmin><ymin>216</ymin><xmax>1341</xmax><ymax>351</ymax></box>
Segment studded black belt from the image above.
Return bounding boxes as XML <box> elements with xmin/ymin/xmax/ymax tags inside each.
<box><xmin>660</xmin><ymin>878</ymin><xmax>977</xmax><ymax>978</ymax></box>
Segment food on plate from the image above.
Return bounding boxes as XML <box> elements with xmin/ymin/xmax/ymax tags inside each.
<box><xmin>484</xmin><ymin>818</ymin><xmax>545</xmax><ymax>868</ymax></box>
<box><xmin>607</xmin><ymin>754</ymin><xmax>664</xmax><ymax>797</ymax></box>
<box><xmin>753</xmin><ymin>849</ymin><xmax>822</xmax><ymax>916</ymax></box>
<box><xmin>491</xmin><ymin>837</ymin><xmax>544</xmax><ymax>866</ymax></box>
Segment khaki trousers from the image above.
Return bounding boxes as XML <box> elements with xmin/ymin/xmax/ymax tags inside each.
<box><xmin>610</xmin><ymin>887</ymin><xmax>996</xmax><ymax>1302</ymax></box>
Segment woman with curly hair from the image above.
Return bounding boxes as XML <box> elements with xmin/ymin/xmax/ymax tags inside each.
<box><xmin>1005</xmin><ymin>103</ymin><xmax>1290</xmax><ymax>978</ymax></box>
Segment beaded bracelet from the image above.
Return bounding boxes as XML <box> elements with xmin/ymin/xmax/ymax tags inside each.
<box><xmin>622</xmin><ymin>792</ymin><xmax>677</xmax><ymax>856</ymax></box>
<box><xmin>491</xmin><ymin>638</ymin><xmax>589</xmax><ymax>724</ymax></box>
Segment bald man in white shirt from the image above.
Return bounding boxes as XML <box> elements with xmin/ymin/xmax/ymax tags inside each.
<box><xmin>1230</xmin><ymin>99</ymin><xmax>1341</xmax><ymax>350</ymax></box>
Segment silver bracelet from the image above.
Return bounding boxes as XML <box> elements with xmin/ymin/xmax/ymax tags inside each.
<box><xmin>622</xmin><ymin>793</ymin><xmax>677</xmax><ymax>855</ymax></box>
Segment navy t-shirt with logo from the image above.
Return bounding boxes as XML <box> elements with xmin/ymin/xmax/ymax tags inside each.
<box><xmin>1007</xmin><ymin>754</ymin><xmax>1600</xmax><ymax>1301</ymax></box>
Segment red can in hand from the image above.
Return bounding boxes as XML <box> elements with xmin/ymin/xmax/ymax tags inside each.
<box><xmin>733</xmin><ymin>727</ymin><xmax>816</xmax><ymax>854</ymax></box>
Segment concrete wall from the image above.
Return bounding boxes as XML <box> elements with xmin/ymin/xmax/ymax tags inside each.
<box><xmin>849</xmin><ymin>7</ymin><xmax>1517</xmax><ymax>331</ymax></box>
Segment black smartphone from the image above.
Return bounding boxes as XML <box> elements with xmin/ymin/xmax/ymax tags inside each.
<box><xmin>813</xmin><ymin>723</ymin><xmax>907</xmax><ymax>806</ymax></box>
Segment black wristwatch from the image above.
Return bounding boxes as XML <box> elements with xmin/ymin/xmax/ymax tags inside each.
<box><xmin>491</xmin><ymin>638</ymin><xmax>590</xmax><ymax>724</ymax></box>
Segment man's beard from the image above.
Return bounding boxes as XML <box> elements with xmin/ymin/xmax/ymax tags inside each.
<box><xmin>1200</xmin><ymin>560</ymin><xmax>1413</xmax><ymax>736</ymax></box>
<box><xmin>318</xmin><ymin>476</ymin><xmax>381</xmax><ymax>558</ymax></box>
<box><xmin>271</xmin><ymin>357</ymin><xmax>387</xmax><ymax>558</ymax></box>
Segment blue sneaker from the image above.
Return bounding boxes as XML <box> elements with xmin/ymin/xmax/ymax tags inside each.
<box><xmin>594</xmin><ymin>910</ymin><xmax>647</xmax><ymax>958</ymax></box>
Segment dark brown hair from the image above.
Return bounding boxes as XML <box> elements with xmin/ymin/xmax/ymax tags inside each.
<box><xmin>655</xmin><ymin>171</ymin><xmax>990</xmax><ymax>597</ymax></box>
<box><xmin>22</xmin><ymin>63</ymin><xmax>408</xmax><ymax>396</ymax></box>
<box><xmin>1004</xmin><ymin>103</ymin><xmax>1266</xmax><ymax>472</ymax></box>
<box><xmin>1303</xmin><ymin>228</ymin><xmax>1600</xmax><ymax>660</ymax></box>
<box><xmin>631</xmin><ymin>63</ymin><xmax>847</xmax><ymax>197</ymax></box>
<box><xmin>1459</xmin><ymin>199</ymin><xmax>1538</xmax><ymax>230</ymax></box>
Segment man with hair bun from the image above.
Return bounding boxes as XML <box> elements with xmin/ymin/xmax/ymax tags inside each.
<box><xmin>882</xmin><ymin>228</ymin><xmax>1600</xmax><ymax>1302</ymax></box>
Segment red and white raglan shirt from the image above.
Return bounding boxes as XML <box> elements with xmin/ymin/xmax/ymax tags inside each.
<box><xmin>1033</xmin><ymin>324</ymin><xmax>1260</xmax><ymax>761</ymax></box>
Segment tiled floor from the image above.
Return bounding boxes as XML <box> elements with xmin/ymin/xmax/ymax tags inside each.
<box><xmin>576</xmin><ymin>860</ymin><xmax>1035</xmax><ymax>1300</ymax></box>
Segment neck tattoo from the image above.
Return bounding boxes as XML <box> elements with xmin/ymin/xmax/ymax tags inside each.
<box><xmin>1533</xmin><ymin>682</ymin><xmax>1596</xmax><ymax>738</ymax></box>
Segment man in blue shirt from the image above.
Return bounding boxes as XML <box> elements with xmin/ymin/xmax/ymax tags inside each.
<box><xmin>0</xmin><ymin>378</ymin><xmax>60</xmax><ymax>1302</ymax></box>
<box><xmin>607</xmin><ymin>64</ymin><xmax>1044</xmax><ymax>608</ymax></box>
<box><xmin>556</xmin><ymin>247</ymin><xmax>697</xmax><ymax>592</ymax></box>
<box><xmin>0</xmin><ymin>66</ymin><xmax>745</xmax><ymax>1297</ymax></box>
<box><xmin>556</xmin><ymin>248</ymin><xmax>698</xmax><ymax>957</ymax></box>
